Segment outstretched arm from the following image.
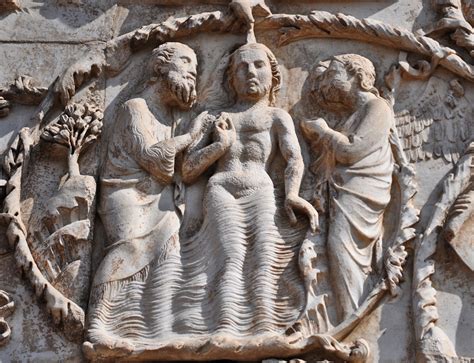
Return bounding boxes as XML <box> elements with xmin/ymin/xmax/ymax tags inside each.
<box><xmin>275</xmin><ymin>110</ymin><xmax>319</xmax><ymax>232</ymax></box>
<box><xmin>276</xmin><ymin>111</ymin><xmax>305</xmax><ymax>198</ymax></box>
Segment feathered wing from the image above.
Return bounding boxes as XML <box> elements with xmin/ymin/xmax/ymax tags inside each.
<box><xmin>395</xmin><ymin>77</ymin><xmax>472</xmax><ymax>164</ymax></box>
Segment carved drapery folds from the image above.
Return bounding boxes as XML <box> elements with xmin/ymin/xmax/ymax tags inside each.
<box><xmin>0</xmin><ymin>1</ymin><xmax>473</xmax><ymax>362</ymax></box>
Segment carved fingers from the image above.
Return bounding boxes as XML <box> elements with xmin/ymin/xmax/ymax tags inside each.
<box><xmin>285</xmin><ymin>194</ymin><xmax>320</xmax><ymax>233</ymax></box>
<box><xmin>213</xmin><ymin>112</ymin><xmax>236</xmax><ymax>149</ymax></box>
<box><xmin>300</xmin><ymin>118</ymin><xmax>329</xmax><ymax>138</ymax></box>
<box><xmin>450</xmin><ymin>193</ymin><xmax>472</xmax><ymax>214</ymax></box>
<box><xmin>55</xmin><ymin>53</ymin><xmax>102</xmax><ymax>106</ymax></box>
<box><xmin>189</xmin><ymin>111</ymin><xmax>210</xmax><ymax>137</ymax></box>
<box><xmin>56</xmin><ymin>68</ymin><xmax>77</xmax><ymax>106</ymax></box>
<box><xmin>0</xmin><ymin>97</ymin><xmax>10</xmax><ymax>118</ymax></box>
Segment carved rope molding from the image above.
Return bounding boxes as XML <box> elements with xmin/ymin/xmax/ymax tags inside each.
<box><xmin>58</xmin><ymin>9</ymin><xmax>474</xmax><ymax>105</ymax></box>
<box><xmin>0</xmin><ymin>6</ymin><xmax>468</xmax><ymax>356</ymax></box>
<box><xmin>1</xmin><ymin>80</ymin><xmax>86</xmax><ymax>342</ymax></box>
<box><xmin>0</xmin><ymin>290</ymin><xmax>14</xmax><ymax>346</ymax></box>
<box><xmin>413</xmin><ymin>143</ymin><xmax>474</xmax><ymax>362</ymax></box>
<box><xmin>134</xmin><ymin>10</ymin><xmax>474</xmax><ymax>81</ymax></box>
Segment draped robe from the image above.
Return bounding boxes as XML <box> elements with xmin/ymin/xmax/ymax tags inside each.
<box><xmin>88</xmin><ymin>98</ymin><xmax>181</xmax><ymax>343</ymax></box>
<box><xmin>325</xmin><ymin>98</ymin><xmax>394</xmax><ymax>320</ymax></box>
<box><xmin>87</xmin><ymin>99</ymin><xmax>307</xmax><ymax>355</ymax></box>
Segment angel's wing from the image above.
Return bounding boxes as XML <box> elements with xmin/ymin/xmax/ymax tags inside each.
<box><xmin>395</xmin><ymin>77</ymin><xmax>472</xmax><ymax>164</ymax></box>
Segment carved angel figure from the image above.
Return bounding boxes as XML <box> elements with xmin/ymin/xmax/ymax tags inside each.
<box><xmin>301</xmin><ymin>54</ymin><xmax>394</xmax><ymax>321</ymax></box>
<box><xmin>84</xmin><ymin>42</ymin><xmax>200</xmax><ymax>355</ymax></box>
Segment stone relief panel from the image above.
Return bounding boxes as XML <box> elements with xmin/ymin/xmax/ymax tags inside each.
<box><xmin>0</xmin><ymin>1</ymin><xmax>473</xmax><ymax>362</ymax></box>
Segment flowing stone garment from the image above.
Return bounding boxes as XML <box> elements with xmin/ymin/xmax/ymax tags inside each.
<box><xmin>326</xmin><ymin>105</ymin><xmax>394</xmax><ymax>320</ymax></box>
<box><xmin>87</xmin><ymin>98</ymin><xmax>181</xmax><ymax>344</ymax></box>
<box><xmin>88</xmin><ymin>152</ymin><xmax>307</xmax><ymax>349</ymax></box>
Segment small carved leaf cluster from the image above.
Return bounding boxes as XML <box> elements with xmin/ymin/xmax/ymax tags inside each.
<box><xmin>42</xmin><ymin>103</ymin><xmax>103</xmax><ymax>153</ymax></box>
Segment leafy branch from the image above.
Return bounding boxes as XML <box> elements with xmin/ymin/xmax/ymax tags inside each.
<box><xmin>42</xmin><ymin>103</ymin><xmax>103</xmax><ymax>176</ymax></box>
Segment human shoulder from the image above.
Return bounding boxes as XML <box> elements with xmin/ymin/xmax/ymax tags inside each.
<box><xmin>363</xmin><ymin>96</ymin><xmax>392</xmax><ymax>115</ymax></box>
<box><xmin>118</xmin><ymin>97</ymin><xmax>153</xmax><ymax>126</ymax></box>
<box><xmin>270</xmin><ymin>107</ymin><xmax>295</xmax><ymax>130</ymax></box>
<box><xmin>270</xmin><ymin>107</ymin><xmax>295</xmax><ymax>132</ymax></box>
<box><xmin>122</xmin><ymin>97</ymin><xmax>149</xmax><ymax>113</ymax></box>
<box><xmin>360</xmin><ymin>96</ymin><xmax>392</xmax><ymax>126</ymax></box>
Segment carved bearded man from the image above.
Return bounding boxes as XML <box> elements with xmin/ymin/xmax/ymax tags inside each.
<box><xmin>84</xmin><ymin>42</ymin><xmax>200</xmax><ymax>354</ymax></box>
<box><xmin>301</xmin><ymin>54</ymin><xmax>394</xmax><ymax>321</ymax></box>
<box><xmin>85</xmin><ymin>42</ymin><xmax>318</xmax><ymax>359</ymax></box>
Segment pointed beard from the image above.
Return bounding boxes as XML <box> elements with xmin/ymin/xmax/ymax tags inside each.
<box><xmin>166</xmin><ymin>71</ymin><xmax>197</xmax><ymax>109</ymax></box>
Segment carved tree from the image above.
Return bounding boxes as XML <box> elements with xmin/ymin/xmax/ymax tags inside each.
<box><xmin>42</xmin><ymin>103</ymin><xmax>103</xmax><ymax>177</ymax></box>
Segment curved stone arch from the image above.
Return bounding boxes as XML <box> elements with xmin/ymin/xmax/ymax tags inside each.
<box><xmin>1</xmin><ymin>5</ymin><xmax>470</xmax><ymax>360</ymax></box>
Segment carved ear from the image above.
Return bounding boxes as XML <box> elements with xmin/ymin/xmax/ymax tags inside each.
<box><xmin>154</xmin><ymin>63</ymin><xmax>168</xmax><ymax>76</ymax></box>
<box><xmin>154</xmin><ymin>64</ymin><xmax>161</xmax><ymax>75</ymax></box>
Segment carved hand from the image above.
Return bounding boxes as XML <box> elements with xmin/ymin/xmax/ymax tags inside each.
<box><xmin>213</xmin><ymin>112</ymin><xmax>236</xmax><ymax>149</ymax></box>
<box><xmin>188</xmin><ymin>111</ymin><xmax>213</xmax><ymax>139</ymax></box>
<box><xmin>285</xmin><ymin>193</ymin><xmax>320</xmax><ymax>233</ymax></box>
<box><xmin>300</xmin><ymin>118</ymin><xmax>329</xmax><ymax>138</ymax></box>
<box><xmin>229</xmin><ymin>0</ymin><xmax>255</xmax><ymax>28</ymax></box>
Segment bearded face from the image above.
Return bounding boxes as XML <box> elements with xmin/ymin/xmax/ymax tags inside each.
<box><xmin>317</xmin><ymin>60</ymin><xmax>354</xmax><ymax>108</ymax></box>
<box><xmin>166</xmin><ymin>69</ymin><xmax>197</xmax><ymax>110</ymax></box>
<box><xmin>160</xmin><ymin>50</ymin><xmax>198</xmax><ymax>110</ymax></box>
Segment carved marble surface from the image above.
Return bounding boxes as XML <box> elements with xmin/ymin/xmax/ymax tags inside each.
<box><xmin>0</xmin><ymin>1</ymin><xmax>473</xmax><ymax>362</ymax></box>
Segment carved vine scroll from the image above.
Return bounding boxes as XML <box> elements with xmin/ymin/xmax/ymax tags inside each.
<box><xmin>57</xmin><ymin>9</ymin><xmax>474</xmax><ymax>107</ymax></box>
<box><xmin>1</xmin><ymin>81</ymin><xmax>88</xmax><ymax>342</ymax></box>
<box><xmin>413</xmin><ymin>142</ymin><xmax>474</xmax><ymax>362</ymax></box>
<box><xmin>1</xmin><ymin>3</ymin><xmax>472</xmax><ymax>361</ymax></box>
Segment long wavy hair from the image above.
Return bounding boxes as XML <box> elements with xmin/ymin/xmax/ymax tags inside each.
<box><xmin>332</xmin><ymin>53</ymin><xmax>380</xmax><ymax>97</ymax></box>
<box><xmin>226</xmin><ymin>43</ymin><xmax>282</xmax><ymax>106</ymax></box>
<box><xmin>150</xmin><ymin>42</ymin><xmax>196</xmax><ymax>76</ymax></box>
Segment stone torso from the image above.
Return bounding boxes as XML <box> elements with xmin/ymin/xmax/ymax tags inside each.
<box><xmin>210</xmin><ymin>105</ymin><xmax>277</xmax><ymax>198</ymax></box>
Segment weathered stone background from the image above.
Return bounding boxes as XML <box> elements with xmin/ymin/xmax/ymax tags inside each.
<box><xmin>0</xmin><ymin>1</ymin><xmax>472</xmax><ymax>362</ymax></box>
